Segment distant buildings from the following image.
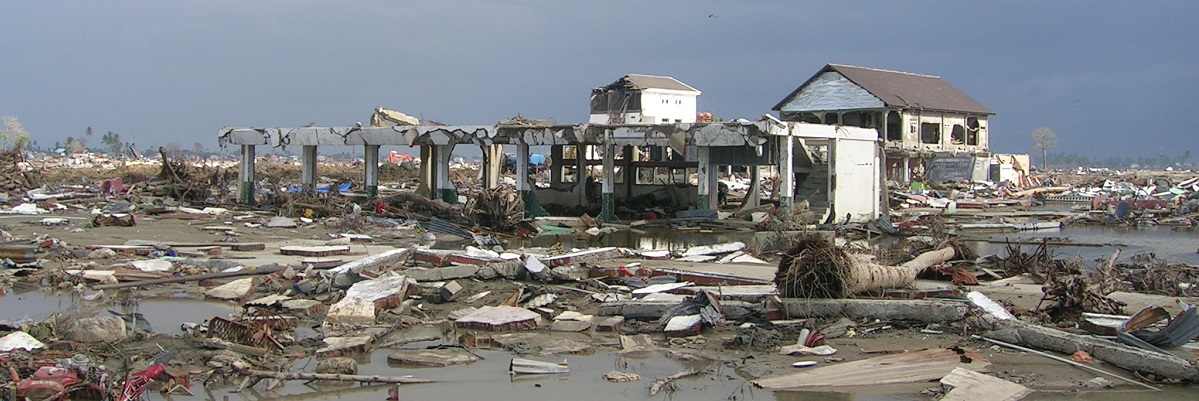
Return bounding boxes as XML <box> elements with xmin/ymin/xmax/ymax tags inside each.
<box><xmin>589</xmin><ymin>74</ymin><xmax>701</xmax><ymax>124</ymax></box>
<box><xmin>773</xmin><ymin>64</ymin><xmax>993</xmax><ymax>183</ymax></box>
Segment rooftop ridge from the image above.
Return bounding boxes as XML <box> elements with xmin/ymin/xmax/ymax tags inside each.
<box><xmin>829</xmin><ymin>63</ymin><xmax>940</xmax><ymax>79</ymax></box>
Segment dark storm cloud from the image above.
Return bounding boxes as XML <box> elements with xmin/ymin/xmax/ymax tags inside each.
<box><xmin>1</xmin><ymin>1</ymin><xmax>1195</xmax><ymax>158</ymax></box>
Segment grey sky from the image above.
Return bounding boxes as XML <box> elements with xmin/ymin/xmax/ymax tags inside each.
<box><xmin>2</xmin><ymin>1</ymin><xmax>1195</xmax><ymax>159</ymax></box>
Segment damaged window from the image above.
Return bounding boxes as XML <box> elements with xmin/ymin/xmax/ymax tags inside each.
<box><xmin>966</xmin><ymin>117</ymin><xmax>980</xmax><ymax>145</ymax></box>
<box><xmin>950</xmin><ymin>124</ymin><xmax>966</xmax><ymax>144</ymax></box>
<box><xmin>886</xmin><ymin>111</ymin><xmax>901</xmax><ymax>141</ymax></box>
<box><xmin>920</xmin><ymin>123</ymin><xmax>941</xmax><ymax>144</ymax></box>
<box><xmin>823</xmin><ymin>113</ymin><xmax>839</xmax><ymax>124</ymax></box>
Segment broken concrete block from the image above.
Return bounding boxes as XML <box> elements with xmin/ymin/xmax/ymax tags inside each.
<box><xmin>87</xmin><ymin>248</ymin><xmax>117</xmax><ymax>259</ymax></box>
<box><xmin>0</xmin><ymin>331</ymin><xmax>45</xmax><ymax>351</ymax></box>
<box><xmin>596</xmin><ymin>316</ymin><xmax>625</xmax><ymax>332</ymax></box>
<box><xmin>342</xmin><ymin>272</ymin><xmax>411</xmax><ymax>307</ymax></box>
<box><xmin>440</xmin><ymin>280</ymin><xmax>463</xmax><ymax>302</ymax></box>
<box><xmin>681</xmin><ymin>241</ymin><xmax>745</xmax><ymax>257</ymax></box>
<box><xmin>550</xmin><ymin>311</ymin><xmax>594</xmax><ymax>332</ymax></box>
<box><xmin>70</xmin><ymin>316</ymin><xmax>128</xmax><ymax>343</ymax></box>
<box><xmin>267</xmin><ymin>216</ymin><xmax>298</xmax><ymax>228</ymax></box>
<box><xmin>939</xmin><ymin>367</ymin><xmax>1032</xmax><ymax>401</ymax></box>
<box><xmin>387</xmin><ymin>349</ymin><xmax>480</xmax><ymax>367</ymax></box>
<box><xmin>325</xmin><ymin>297</ymin><xmax>378</xmax><ymax>326</ymax></box>
<box><xmin>663</xmin><ymin>314</ymin><xmax>703</xmax><ymax>337</ymax></box>
<box><xmin>129</xmin><ymin>259</ymin><xmax>172</xmax><ymax>272</ymax></box>
<box><xmin>315</xmin><ymin>357</ymin><xmax>358</xmax><ymax>375</ymax></box>
<box><xmin>455</xmin><ymin>306</ymin><xmax>542</xmax><ymax>332</ymax></box>
<box><xmin>315</xmin><ymin>336</ymin><xmax>372</xmax><ymax>357</ymax></box>
<box><xmin>282</xmin><ymin>299</ymin><xmax>326</xmax><ymax>317</ymax></box>
<box><xmin>205</xmin><ymin>278</ymin><xmax>255</xmax><ymax>300</ymax></box>
<box><xmin>550</xmin><ymin>320</ymin><xmax>592</xmax><ymax>332</ymax></box>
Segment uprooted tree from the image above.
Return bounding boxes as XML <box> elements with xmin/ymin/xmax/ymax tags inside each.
<box><xmin>774</xmin><ymin>236</ymin><xmax>968</xmax><ymax>298</ymax></box>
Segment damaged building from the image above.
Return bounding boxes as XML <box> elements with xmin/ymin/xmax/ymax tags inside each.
<box><xmin>772</xmin><ymin>64</ymin><xmax>994</xmax><ymax>184</ymax></box>
<box><xmin>218</xmin><ymin>73</ymin><xmax>886</xmax><ymax>224</ymax></box>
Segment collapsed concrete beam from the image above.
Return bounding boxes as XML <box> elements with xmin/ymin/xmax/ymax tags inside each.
<box><xmin>779</xmin><ymin>298</ymin><xmax>970</xmax><ymax>324</ymax></box>
<box><xmin>979</xmin><ymin>316</ymin><xmax>1199</xmax><ymax>382</ymax></box>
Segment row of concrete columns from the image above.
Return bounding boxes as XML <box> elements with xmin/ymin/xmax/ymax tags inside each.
<box><xmin>235</xmin><ymin>136</ymin><xmax>799</xmax><ymax>223</ymax></box>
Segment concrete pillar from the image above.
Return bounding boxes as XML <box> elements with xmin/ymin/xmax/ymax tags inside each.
<box><xmin>301</xmin><ymin>145</ymin><xmax>318</xmax><ymax>194</ymax></box>
<box><xmin>418</xmin><ymin>146</ymin><xmax>434</xmax><ymax>198</ymax></box>
<box><xmin>239</xmin><ymin>145</ymin><xmax>255</xmax><ymax>204</ymax></box>
<box><xmin>697</xmin><ymin>146</ymin><xmax>714</xmax><ymax>210</ymax></box>
<box><xmin>779</xmin><ymin>136</ymin><xmax>794</xmax><ymax>211</ymax></box>
<box><xmin>364</xmin><ymin>144</ymin><xmax>380</xmax><ymax>198</ymax></box>
<box><xmin>550</xmin><ymin>145</ymin><xmax>563</xmax><ymax>186</ymax></box>
<box><xmin>601</xmin><ymin>140</ymin><xmax>616</xmax><ymax>222</ymax></box>
<box><xmin>903</xmin><ymin>157</ymin><xmax>911</xmax><ymax>184</ymax></box>
<box><xmin>516</xmin><ymin>144</ymin><xmax>529</xmax><ymax>193</ymax></box>
<box><xmin>435</xmin><ymin>144</ymin><xmax>457</xmax><ymax>203</ymax></box>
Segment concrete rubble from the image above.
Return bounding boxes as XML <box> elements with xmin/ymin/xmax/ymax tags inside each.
<box><xmin>2</xmin><ymin>146</ymin><xmax>1198</xmax><ymax>400</ymax></box>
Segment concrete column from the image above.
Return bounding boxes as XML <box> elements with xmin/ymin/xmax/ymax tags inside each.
<box><xmin>779</xmin><ymin>136</ymin><xmax>794</xmax><ymax>211</ymax></box>
<box><xmin>903</xmin><ymin>157</ymin><xmax>911</xmax><ymax>183</ymax></box>
<box><xmin>516</xmin><ymin>144</ymin><xmax>529</xmax><ymax>193</ymax></box>
<box><xmin>239</xmin><ymin>145</ymin><xmax>255</xmax><ymax>204</ymax></box>
<box><xmin>364</xmin><ymin>144</ymin><xmax>380</xmax><ymax>198</ymax></box>
<box><xmin>550</xmin><ymin>145</ymin><xmax>563</xmax><ymax>186</ymax></box>
<box><xmin>601</xmin><ymin>140</ymin><xmax>616</xmax><ymax>222</ymax></box>
<box><xmin>482</xmin><ymin>144</ymin><xmax>503</xmax><ymax>189</ymax></box>
<box><xmin>301</xmin><ymin>145</ymin><xmax>318</xmax><ymax>194</ymax></box>
<box><xmin>435</xmin><ymin>144</ymin><xmax>457</xmax><ymax>203</ymax></box>
<box><xmin>697</xmin><ymin>146</ymin><xmax>713</xmax><ymax>210</ymax></box>
<box><xmin>419</xmin><ymin>146</ymin><xmax>434</xmax><ymax>198</ymax></box>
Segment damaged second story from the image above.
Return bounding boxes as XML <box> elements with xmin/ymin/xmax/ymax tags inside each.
<box><xmin>589</xmin><ymin>74</ymin><xmax>701</xmax><ymax>124</ymax></box>
<box><xmin>772</xmin><ymin>64</ymin><xmax>993</xmax><ymax>159</ymax></box>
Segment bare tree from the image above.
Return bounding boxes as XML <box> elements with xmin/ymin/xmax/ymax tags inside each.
<box><xmin>1</xmin><ymin>117</ymin><xmax>32</xmax><ymax>151</ymax></box>
<box><xmin>1031</xmin><ymin>127</ymin><xmax>1057</xmax><ymax>171</ymax></box>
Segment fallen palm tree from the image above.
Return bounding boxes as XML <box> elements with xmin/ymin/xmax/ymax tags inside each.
<box><xmin>775</xmin><ymin>236</ymin><xmax>965</xmax><ymax>298</ymax></box>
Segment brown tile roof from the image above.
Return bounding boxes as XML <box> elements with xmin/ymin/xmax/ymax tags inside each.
<box><xmin>773</xmin><ymin>64</ymin><xmax>993</xmax><ymax>115</ymax></box>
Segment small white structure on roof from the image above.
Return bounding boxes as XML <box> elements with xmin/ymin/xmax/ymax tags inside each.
<box><xmin>589</xmin><ymin>74</ymin><xmax>701</xmax><ymax>124</ymax></box>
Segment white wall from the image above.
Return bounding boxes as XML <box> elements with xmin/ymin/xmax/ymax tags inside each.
<box><xmin>639</xmin><ymin>89</ymin><xmax>698</xmax><ymax>123</ymax></box>
<box><xmin>829</xmin><ymin>136</ymin><xmax>881</xmax><ymax>222</ymax></box>
<box><xmin>898</xmin><ymin>111</ymin><xmax>989</xmax><ymax>153</ymax></box>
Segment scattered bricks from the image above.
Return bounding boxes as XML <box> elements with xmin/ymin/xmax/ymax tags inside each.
<box><xmin>412</xmin><ymin>250</ymin><xmax>450</xmax><ymax>266</ymax></box>
<box><xmin>440</xmin><ymin>280</ymin><xmax>463</xmax><ymax>302</ymax></box>
<box><xmin>446</xmin><ymin>253</ymin><xmax>498</xmax><ymax>266</ymax></box>
<box><xmin>596</xmin><ymin>316</ymin><xmax>625</xmax><ymax>332</ymax></box>
<box><xmin>229</xmin><ymin>243</ymin><xmax>266</xmax><ymax>252</ymax></box>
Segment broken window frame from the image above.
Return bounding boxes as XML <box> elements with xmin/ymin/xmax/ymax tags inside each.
<box><xmin>920</xmin><ymin>122</ymin><xmax>941</xmax><ymax>144</ymax></box>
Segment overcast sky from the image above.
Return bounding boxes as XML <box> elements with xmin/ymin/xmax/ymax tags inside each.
<box><xmin>2</xmin><ymin>1</ymin><xmax>1195</xmax><ymax>159</ymax></box>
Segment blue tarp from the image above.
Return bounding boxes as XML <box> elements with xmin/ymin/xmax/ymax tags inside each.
<box><xmin>284</xmin><ymin>182</ymin><xmax>353</xmax><ymax>193</ymax></box>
